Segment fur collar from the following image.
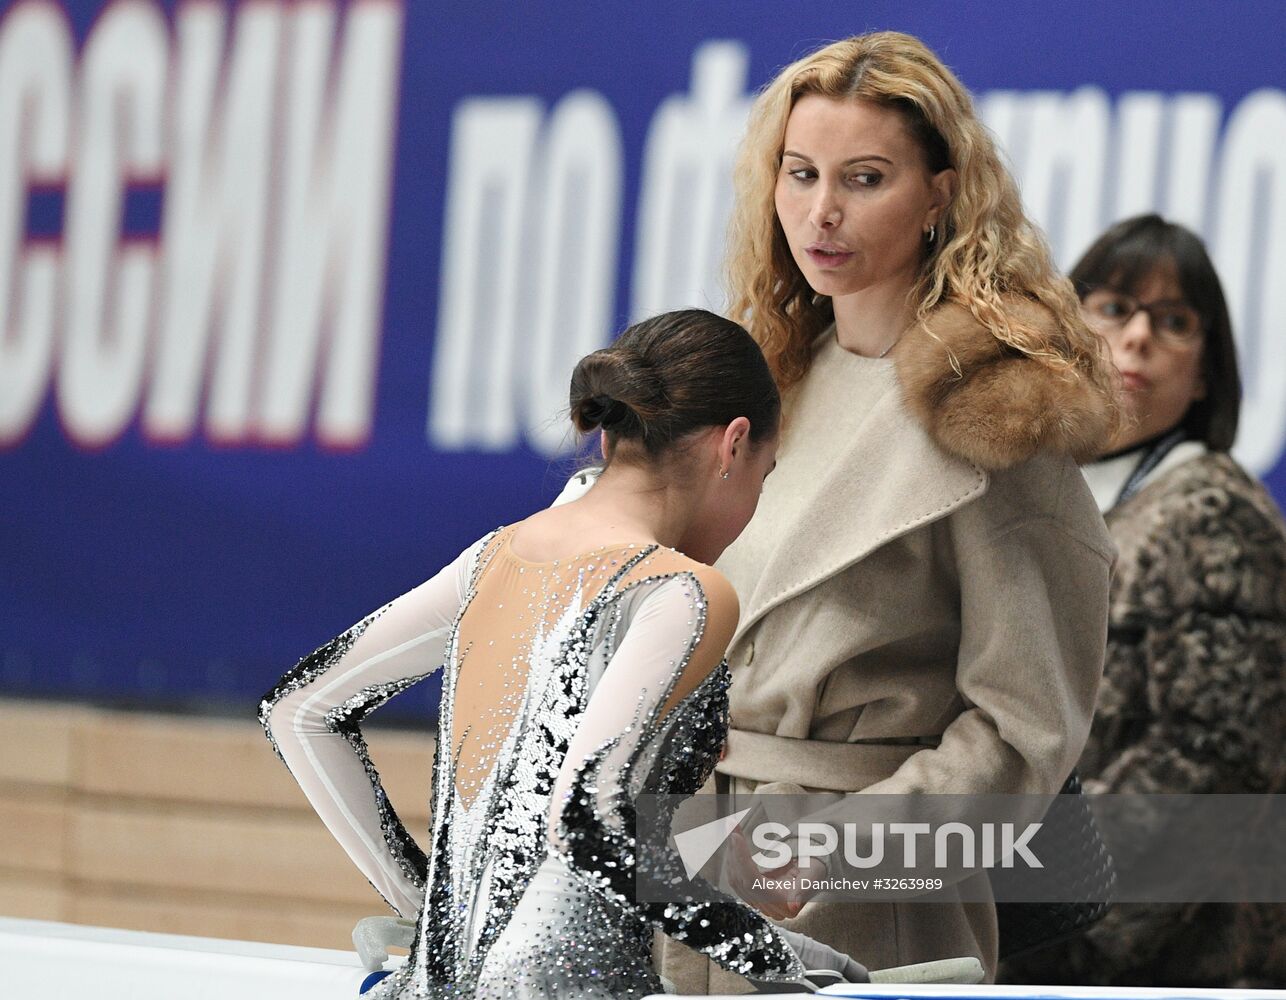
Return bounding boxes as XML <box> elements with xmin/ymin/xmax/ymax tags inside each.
<box><xmin>894</xmin><ymin>298</ymin><xmax>1117</xmax><ymax>471</ymax></box>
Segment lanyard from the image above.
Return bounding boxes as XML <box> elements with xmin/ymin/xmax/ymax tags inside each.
<box><xmin>1114</xmin><ymin>428</ymin><xmax>1188</xmax><ymax>507</ymax></box>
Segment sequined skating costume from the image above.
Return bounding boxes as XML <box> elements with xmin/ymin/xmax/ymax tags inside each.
<box><xmin>260</xmin><ymin>526</ymin><xmax>806</xmax><ymax>997</ymax></box>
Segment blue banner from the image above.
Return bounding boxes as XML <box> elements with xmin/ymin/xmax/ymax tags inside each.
<box><xmin>3</xmin><ymin>0</ymin><xmax>1285</xmax><ymax>717</ymax></box>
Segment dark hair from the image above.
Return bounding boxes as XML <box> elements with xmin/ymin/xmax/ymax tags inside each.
<box><xmin>569</xmin><ymin>309</ymin><xmax>780</xmax><ymax>459</ymax></box>
<box><xmin>1069</xmin><ymin>214</ymin><xmax>1240</xmax><ymax>452</ymax></box>
<box><xmin>889</xmin><ymin>96</ymin><xmax>952</xmax><ymax>174</ymax></box>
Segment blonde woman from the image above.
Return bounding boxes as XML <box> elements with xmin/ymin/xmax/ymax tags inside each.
<box><xmin>653</xmin><ymin>32</ymin><xmax>1121</xmax><ymax>991</ymax></box>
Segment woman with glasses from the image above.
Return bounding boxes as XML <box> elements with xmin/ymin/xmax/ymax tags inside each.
<box><xmin>1006</xmin><ymin>214</ymin><xmax>1286</xmax><ymax>988</ymax></box>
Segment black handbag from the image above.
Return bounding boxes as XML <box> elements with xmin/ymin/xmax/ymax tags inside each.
<box><xmin>991</xmin><ymin>771</ymin><xmax>1116</xmax><ymax>959</ymax></box>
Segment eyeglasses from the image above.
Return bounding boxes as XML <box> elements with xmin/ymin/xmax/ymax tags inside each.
<box><xmin>1081</xmin><ymin>287</ymin><xmax>1205</xmax><ymax>349</ymax></box>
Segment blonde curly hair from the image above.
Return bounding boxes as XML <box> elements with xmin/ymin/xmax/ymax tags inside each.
<box><xmin>727</xmin><ymin>31</ymin><xmax>1115</xmax><ymax>400</ymax></box>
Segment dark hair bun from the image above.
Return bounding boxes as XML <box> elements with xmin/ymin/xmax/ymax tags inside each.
<box><xmin>568</xmin><ymin>309</ymin><xmax>780</xmax><ymax>457</ymax></box>
<box><xmin>569</xmin><ymin>349</ymin><xmax>664</xmax><ymax>436</ymax></box>
<box><xmin>576</xmin><ymin>394</ymin><xmax>629</xmax><ymax>430</ymax></box>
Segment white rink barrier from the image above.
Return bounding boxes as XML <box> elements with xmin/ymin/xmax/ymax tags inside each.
<box><xmin>0</xmin><ymin>917</ymin><xmax>402</xmax><ymax>1000</ymax></box>
<box><xmin>656</xmin><ymin>987</ymin><xmax>1286</xmax><ymax>999</ymax></box>
<box><xmin>4</xmin><ymin>918</ymin><xmax>1282</xmax><ymax>1000</ymax></box>
<box><xmin>811</xmin><ymin>986</ymin><xmax>1286</xmax><ymax>999</ymax></box>
<box><xmin>650</xmin><ymin>981</ymin><xmax>1286</xmax><ymax>999</ymax></box>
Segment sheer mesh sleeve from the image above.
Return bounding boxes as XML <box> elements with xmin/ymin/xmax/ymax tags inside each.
<box><xmin>547</xmin><ymin>572</ymin><xmax>806</xmax><ymax>982</ymax></box>
<box><xmin>259</xmin><ymin>537</ymin><xmax>483</xmax><ymax>916</ymax></box>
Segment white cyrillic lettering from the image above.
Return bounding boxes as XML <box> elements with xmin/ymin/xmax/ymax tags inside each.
<box><xmin>258</xmin><ymin>1</ymin><xmax>403</xmax><ymax>447</ymax></box>
<box><xmin>1017</xmin><ymin>88</ymin><xmax>1111</xmax><ymax>267</ymax></box>
<box><xmin>58</xmin><ymin>1</ymin><xmax>166</xmax><ymax>447</ymax></box>
<box><xmin>1164</xmin><ymin>94</ymin><xmax>1221</xmax><ymax>234</ymax></box>
<box><xmin>0</xmin><ymin>3</ymin><xmax>70</xmax><ymax>445</ymax></box>
<box><xmin>146</xmin><ymin>3</ymin><xmax>281</xmax><ymax>443</ymax></box>
<box><xmin>630</xmin><ymin>41</ymin><xmax>750</xmax><ymax>320</ymax></box>
<box><xmin>1214</xmin><ymin>90</ymin><xmax>1286</xmax><ymax>473</ymax></box>
<box><xmin>524</xmin><ymin>91</ymin><xmax>622</xmax><ymax>456</ymax></box>
<box><xmin>978</xmin><ymin>91</ymin><xmax>1023</xmax><ymax>163</ymax></box>
<box><xmin>429</xmin><ymin>98</ymin><xmax>541</xmax><ymax>450</ymax></box>
<box><xmin>1112</xmin><ymin>93</ymin><xmax>1165</xmax><ymax>221</ymax></box>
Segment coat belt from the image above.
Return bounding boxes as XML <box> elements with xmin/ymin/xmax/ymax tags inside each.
<box><xmin>717</xmin><ymin>728</ymin><xmax>939</xmax><ymax>792</ymax></box>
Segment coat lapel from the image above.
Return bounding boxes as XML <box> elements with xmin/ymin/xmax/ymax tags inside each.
<box><xmin>733</xmin><ymin>382</ymin><xmax>987</xmax><ymax>643</ymax></box>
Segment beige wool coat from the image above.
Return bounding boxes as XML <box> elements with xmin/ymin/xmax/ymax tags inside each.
<box><xmin>655</xmin><ymin>302</ymin><xmax>1117</xmax><ymax>993</ymax></box>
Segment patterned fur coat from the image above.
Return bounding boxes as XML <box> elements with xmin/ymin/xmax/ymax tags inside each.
<box><xmin>1006</xmin><ymin>451</ymin><xmax>1286</xmax><ymax>988</ymax></box>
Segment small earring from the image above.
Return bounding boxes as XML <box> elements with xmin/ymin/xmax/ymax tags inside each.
<box><xmin>926</xmin><ymin>223</ymin><xmax>937</xmax><ymax>247</ymax></box>
<box><xmin>719</xmin><ymin>468</ymin><xmax>730</xmax><ymax>480</ymax></box>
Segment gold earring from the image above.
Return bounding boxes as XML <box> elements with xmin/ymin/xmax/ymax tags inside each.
<box><xmin>719</xmin><ymin>468</ymin><xmax>730</xmax><ymax>480</ymax></box>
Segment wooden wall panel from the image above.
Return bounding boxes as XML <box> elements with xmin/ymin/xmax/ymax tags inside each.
<box><xmin>76</xmin><ymin>713</ymin><xmax>302</xmax><ymax>808</ymax></box>
<box><xmin>0</xmin><ymin>701</ymin><xmax>85</xmax><ymax>786</ymax></box>
<box><xmin>74</xmin><ymin>712</ymin><xmax>435</xmax><ymax>821</ymax></box>
<box><xmin>69</xmin><ymin>804</ymin><xmax>377</xmax><ymax>903</ymax></box>
<box><xmin>0</xmin><ymin>699</ymin><xmax>436</xmax><ymax>949</ymax></box>
<box><xmin>0</xmin><ymin>869</ymin><xmax>67</xmax><ymax>920</ymax></box>
<box><xmin>0</xmin><ymin>790</ymin><xmax>69</xmax><ymax>874</ymax></box>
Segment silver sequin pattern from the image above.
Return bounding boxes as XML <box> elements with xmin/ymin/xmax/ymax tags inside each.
<box><xmin>262</xmin><ymin>532</ymin><xmax>805</xmax><ymax>997</ymax></box>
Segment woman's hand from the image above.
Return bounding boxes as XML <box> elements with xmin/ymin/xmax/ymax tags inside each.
<box><xmin>724</xmin><ymin>827</ymin><xmax>823</xmax><ymax>920</ymax></box>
